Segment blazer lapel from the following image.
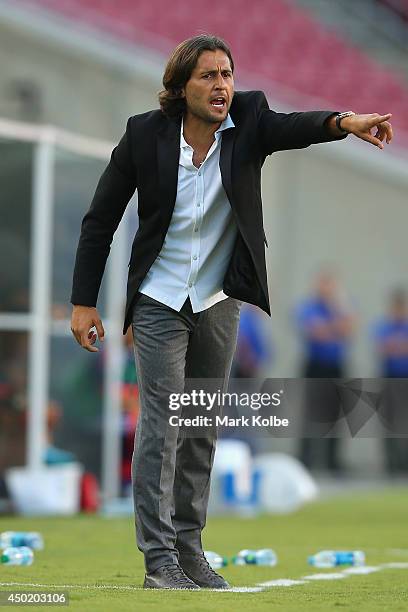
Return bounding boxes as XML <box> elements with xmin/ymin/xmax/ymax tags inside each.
<box><xmin>157</xmin><ymin>116</ymin><xmax>181</xmax><ymax>231</ymax></box>
<box><xmin>219</xmin><ymin>126</ymin><xmax>235</xmax><ymax>208</ymax></box>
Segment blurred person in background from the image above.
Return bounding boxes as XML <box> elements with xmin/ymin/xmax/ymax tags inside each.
<box><xmin>70</xmin><ymin>33</ymin><xmax>393</xmax><ymax>590</ymax></box>
<box><xmin>224</xmin><ymin>303</ymin><xmax>273</xmax><ymax>453</ymax></box>
<box><xmin>0</xmin><ymin>385</ymin><xmax>26</xmax><ymax>480</ymax></box>
<box><xmin>296</xmin><ymin>269</ymin><xmax>357</xmax><ymax>473</ymax></box>
<box><xmin>374</xmin><ymin>288</ymin><xmax>408</xmax><ymax>475</ymax></box>
<box><xmin>231</xmin><ymin>303</ymin><xmax>273</xmax><ymax>379</ymax></box>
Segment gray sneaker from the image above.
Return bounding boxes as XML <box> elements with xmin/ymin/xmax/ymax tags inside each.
<box><xmin>179</xmin><ymin>553</ymin><xmax>230</xmax><ymax>589</ymax></box>
<box><xmin>143</xmin><ymin>563</ymin><xmax>200</xmax><ymax>590</ymax></box>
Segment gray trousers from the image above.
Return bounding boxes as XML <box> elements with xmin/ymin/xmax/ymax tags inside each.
<box><xmin>131</xmin><ymin>293</ymin><xmax>241</xmax><ymax>572</ymax></box>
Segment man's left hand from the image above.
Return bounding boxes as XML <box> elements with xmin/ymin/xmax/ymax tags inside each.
<box><xmin>339</xmin><ymin>113</ymin><xmax>393</xmax><ymax>149</ymax></box>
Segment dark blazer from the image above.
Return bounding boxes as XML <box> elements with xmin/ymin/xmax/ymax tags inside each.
<box><xmin>70</xmin><ymin>90</ymin><xmax>345</xmax><ymax>334</ymax></box>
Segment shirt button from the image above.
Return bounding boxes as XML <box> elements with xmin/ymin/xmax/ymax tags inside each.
<box><xmin>188</xmin><ymin>282</ymin><xmax>193</xmax><ymax>287</ymax></box>
<box><xmin>193</xmin><ymin>255</ymin><xmax>197</xmax><ymax>260</ymax></box>
<box><xmin>194</xmin><ymin>228</ymin><xmax>198</xmax><ymax>232</ymax></box>
<box><xmin>197</xmin><ymin>202</ymin><xmax>200</xmax><ymax>207</ymax></box>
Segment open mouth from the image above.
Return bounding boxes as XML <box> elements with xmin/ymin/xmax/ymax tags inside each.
<box><xmin>210</xmin><ymin>97</ymin><xmax>226</xmax><ymax>109</ymax></box>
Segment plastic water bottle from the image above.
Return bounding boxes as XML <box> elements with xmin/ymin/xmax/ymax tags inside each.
<box><xmin>204</xmin><ymin>551</ymin><xmax>228</xmax><ymax>569</ymax></box>
<box><xmin>0</xmin><ymin>547</ymin><xmax>34</xmax><ymax>566</ymax></box>
<box><xmin>232</xmin><ymin>549</ymin><xmax>277</xmax><ymax>566</ymax></box>
<box><xmin>0</xmin><ymin>531</ymin><xmax>44</xmax><ymax>550</ymax></box>
<box><xmin>308</xmin><ymin>550</ymin><xmax>365</xmax><ymax>568</ymax></box>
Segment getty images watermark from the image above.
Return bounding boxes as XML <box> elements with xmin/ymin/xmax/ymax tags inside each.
<box><xmin>168</xmin><ymin>388</ymin><xmax>289</xmax><ymax>429</ymax></box>
<box><xmin>162</xmin><ymin>378</ymin><xmax>408</xmax><ymax>438</ymax></box>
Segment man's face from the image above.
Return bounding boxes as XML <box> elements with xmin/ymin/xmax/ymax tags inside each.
<box><xmin>182</xmin><ymin>49</ymin><xmax>234</xmax><ymax>124</ymax></box>
<box><xmin>316</xmin><ymin>274</ymin><xmax>337</xmax><ymax>302</ymax></box>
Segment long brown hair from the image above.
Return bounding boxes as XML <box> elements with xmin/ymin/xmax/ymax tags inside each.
<box><xmin>159</xmin><ymin>34</ymin><xmax>234</xmax><ymax>118</ymax></box>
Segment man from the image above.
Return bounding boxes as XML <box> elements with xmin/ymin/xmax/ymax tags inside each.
<box><xmin>374</xmin><ymin>289</ymin><xmax>408</xmax><ymax>474</ymax></box>
<box><xmin>70</xmin><ymin>34</ymin><xmax>393</xmax><ymax>589</ymax></box>
<box><xmin>296</xmin><ymin>270</ymin><xmax>357</xmax><ymax>473</ymax></box>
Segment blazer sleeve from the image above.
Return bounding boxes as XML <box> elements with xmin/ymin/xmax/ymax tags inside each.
<box><xmin>255</xmin><ymin>91</ymin><xmax>348</xmax><ymax>157</ymax></box>
<box><xmin>70</xmin><ymin>117</ymin><xmax>138</xmax><ymax>307</ymax></box>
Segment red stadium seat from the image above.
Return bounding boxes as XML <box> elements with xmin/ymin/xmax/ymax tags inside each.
<box><xmin>24</xmin><ymin>0</ymin><xmax>408</xmax><ymax>146</ymax></box>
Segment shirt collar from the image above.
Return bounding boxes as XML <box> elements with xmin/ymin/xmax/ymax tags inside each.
<box><xmin>180</xmin><ymin>113</ymin><xmax>235</xmax><ymax>149</ymax></box>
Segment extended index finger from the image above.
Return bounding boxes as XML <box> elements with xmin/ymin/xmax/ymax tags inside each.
<box><xmin>370</xmin><ymin>113</ymin><xmax>392</xmax><ymax>126</ymax></box>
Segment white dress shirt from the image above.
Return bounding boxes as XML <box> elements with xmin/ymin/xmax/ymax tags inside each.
<box><xmin>138</xmin><ymin>113</ymin><xmax>238</xmax><ymax>312</ymax></box>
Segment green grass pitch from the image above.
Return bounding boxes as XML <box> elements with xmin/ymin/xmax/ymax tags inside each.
<box><xmin>1</xmin><ymin>489</ymin><xmax>408</xmax><ymax>610</ymax></box>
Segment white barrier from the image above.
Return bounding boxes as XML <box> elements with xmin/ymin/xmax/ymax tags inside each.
<box><xmin>5</xmin><ymin>463</ymin><xmax>83</xmax><ymax>515</ymax></box>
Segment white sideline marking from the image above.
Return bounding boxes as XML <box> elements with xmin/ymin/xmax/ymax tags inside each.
<box><xmin>0</xmin><ymin>581</ymin><xmax>261</xmax><ymax>594</ymax></box>
<box><xmin>258</xmin><ymin>579</ymin><xmax>307</xmax><ymax>587</ymax></box>
<box><xmin>216</xmin><ymin>587</ymin><xmax>264</xmax><ymax>592</ymax></box>
<box><xmin>0</xmin><ymin>582</ymin><xmax>140</xmax><ymax>591</ymax></box>
<box><xmin>1</xmin><ymin>562</ymin><xmax>408</xmax><ymax>594</ymax></box>
<box><xmin>342</xmin><ymin>566</ymin><xmax>381</xmax><ymax>575</ymax></box>
<box><xmin>302</xmin><ymin>572</ymin><xmax>346</xmax><ymax>580</ymax></box>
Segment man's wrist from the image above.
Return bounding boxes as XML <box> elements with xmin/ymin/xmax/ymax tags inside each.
<box><xmin>336</xmin><ymin>111</ymin><xmax>356</xmax><ymax>134</ymax></box>
<box><xmin>326</xmin><ymin>112</ymin><xmax>354</xmax><ymax>137</ymax></box>
<box><xmin>326</xmin><ymin>114</ymin><xmax>346</xmax><ymax>137</ymax></box>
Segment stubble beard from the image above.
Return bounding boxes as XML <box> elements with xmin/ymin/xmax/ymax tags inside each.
<box><xmin>188</xmin><ymin>100</ymin><xmax>229</xmax><ymax>125</ymax></box>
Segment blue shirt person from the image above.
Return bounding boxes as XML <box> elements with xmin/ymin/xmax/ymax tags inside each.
<box><xmin>374</xmin><ymin>290</ymin><xmax>408</xmax><ymax>377</ymax></box>
<box><xmin>373</xmin><ymin>289</ymin><xmax>408</xmax><ymax>474</ymax></box>
<box><xmin>232</xmin><ymin>303</ymin><xmax>273</xmax><ymax>378</ymax></box>
<box><xmin>295</xmin><ymin>270</ymin><xmax>356</xmax><ymax>473</ymax></box>
<box><xmin>295</xmin><ymin>272</ymin><xmax>356</xmax><ymax>374</ymax></box>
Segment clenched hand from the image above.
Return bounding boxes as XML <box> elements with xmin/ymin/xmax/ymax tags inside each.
<box><xmin>71</xmin><ymin>305</ymin><xmax>105</xmax><ymax>352</ymax></box>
